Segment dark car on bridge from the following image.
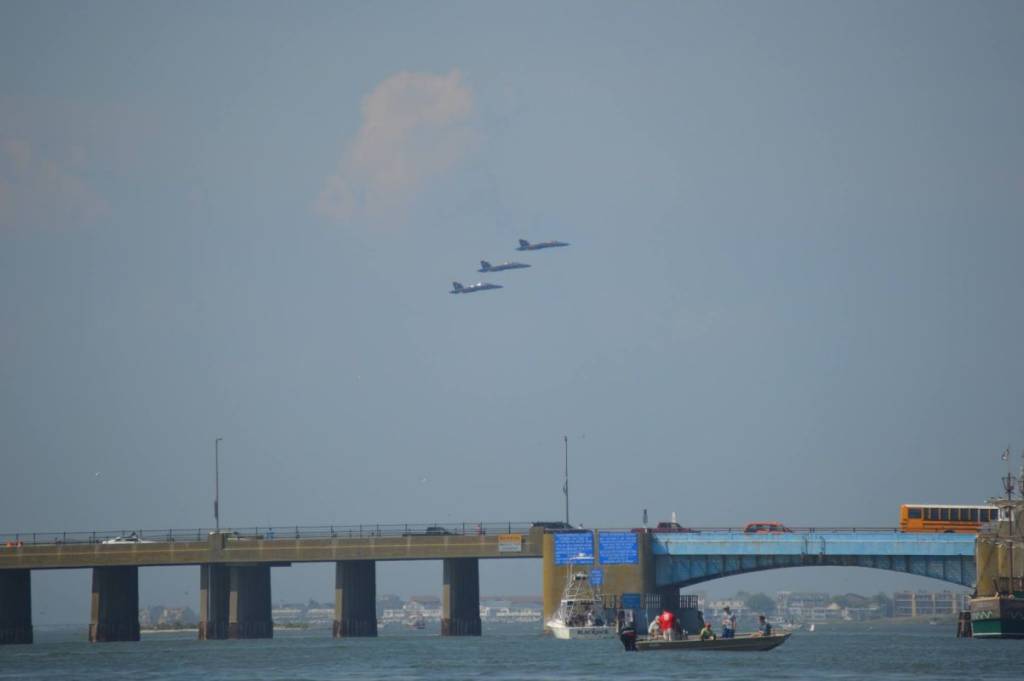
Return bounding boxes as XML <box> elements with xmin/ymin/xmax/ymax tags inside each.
<box><xmin>402</xmin><ymin>526</ymin><xmax>453</xmax><ymax>536</ymax></box>
<box><xmin>530</xmin><ymin>521</ymin><xmax>575</xmax><ymax>531</ymax></box>
<box><xmin>743</xmin><ymin>521</ymin><xmax>792</xmax><ymax>534</ymax></box>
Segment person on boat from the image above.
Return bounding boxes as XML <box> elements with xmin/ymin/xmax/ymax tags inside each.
<box><xmin>699</xmin><ymin>622</ymin><xmax>717</xmax><ymax>640</ymax></box>
<box><xmin>647</xmin><ymin>617</ymin><xmax>662</xmax><ymax>639</ymax></box>
<box><xmin>757</xmin><ymin>615</ymin><xmax>773</xmax><ymax>637</ymax></box>
<box><xmin>721</xmin><ymin>606</ymin><xmax>736</xmax><ymax>639</ymax></box>
<box><xmin>658</xmin><ymin>610</ymin><xmax>677</xmax><ymax>641</ymax></box>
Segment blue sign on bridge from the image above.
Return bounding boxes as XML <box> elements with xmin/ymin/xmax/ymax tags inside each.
<box><xmin>598</xmin><ymin>531</ymin><xmax>639</xmax><ymax>565</ymax></box>
<box><xmin>554</xmin><ymin>532</ymin><xmax>594</xmax><ymax>565</ymax></box>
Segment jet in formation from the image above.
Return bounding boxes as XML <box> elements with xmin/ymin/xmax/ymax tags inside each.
<box><xmin>450</xmin><ymin>281</ymin><xmax>503</xmax><ymax>294</ymax></box>
<box><xmin>517</xmin><ymin>238</ymin><xmax>570</xmax><ymax>251</ymax></box>
<box><xmin>478</xmin><ymin>260</ymin><xmax>531</xmax><ymax>273</ymax></box>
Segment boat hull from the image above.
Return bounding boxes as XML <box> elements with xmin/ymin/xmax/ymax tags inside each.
<box><xmin>547</xmin><ymin>621</ymin><xmax>615</xmax><ymax>640</ymax></box>
<box><xmin>969</xmin><ymin>596</ymin><xmax>1024</xmax><ymax>639</ymax></box>
<box><xmin>636</xmin><ymin>632</ymin><xmax>791</xmax><ymax>651</ymax></box>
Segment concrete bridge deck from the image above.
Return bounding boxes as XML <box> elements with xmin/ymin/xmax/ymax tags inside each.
<box><xmin>0</xmin><ymin>527</ymin><xmax>543</xmax><ymax>571</ymax></box>
<box><xmin>0</xmin><ymin>522</ymin><xmax>544</xmax><ymax>569</ymax></box>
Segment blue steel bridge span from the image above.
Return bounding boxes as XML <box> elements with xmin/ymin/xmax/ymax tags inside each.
<box><xmin>651</xmin><ymin>531</ymin><xmax>977</xmax><ymax>589</ymax></box>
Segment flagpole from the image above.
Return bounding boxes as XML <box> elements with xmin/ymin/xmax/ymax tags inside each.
<box><xmin>563</xmin><ymin>435</ymin><xmax>569</xmax><ymax>526</ymax></box>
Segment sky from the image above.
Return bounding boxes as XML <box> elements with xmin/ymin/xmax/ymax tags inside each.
<box><xmin>2</xmin><ymin>0</ymin><xmax>1023</xmax><ymax>624</ymax></box>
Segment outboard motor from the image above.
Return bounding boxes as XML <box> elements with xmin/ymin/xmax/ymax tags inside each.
<box><xmin>619</xmin><ymin>622</ymin><xmax>637</xmax><ymax>651</ymax></box>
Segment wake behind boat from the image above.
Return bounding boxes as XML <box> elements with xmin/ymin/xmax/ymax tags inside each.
<box><xmin>636</xmin><ymin>631</ymin><xmax>791</xmax><ymax>651</ymax></box>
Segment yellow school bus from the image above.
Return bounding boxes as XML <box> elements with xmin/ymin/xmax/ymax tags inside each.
<box><xmin>899</xmin><ymin>504</ymin><xmax>1001</xmax><ymax>533</ymax></box>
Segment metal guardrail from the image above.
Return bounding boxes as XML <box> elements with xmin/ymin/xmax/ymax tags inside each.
<box><xmin>0</xmin><ymin>522</ymin><xmax>538</xmax><ymax>546</ymax></box>
<box><xmin>0</xmin><ymin>524</ymin><xmax>923</xmax><ymax>547</ymax></box>
<box><xmin>634</xmin><ymin>527</ymin><xmax>903</xmax><ymax>534</ymax></box>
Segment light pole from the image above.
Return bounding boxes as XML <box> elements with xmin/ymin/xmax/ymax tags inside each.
<box><xmin>563</xmin><ymin>435</ymin><xmax>569</xmax><ymax>526</ymax></box>
<box><xmin>215</xmin><ymin>438</ymin><xmax>222</xmax><ymax>532</ymax></box>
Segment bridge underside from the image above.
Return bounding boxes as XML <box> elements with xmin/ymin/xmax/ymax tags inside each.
<box><xmin>656</xmin><ymin>553</ymin><xmax>976</xmax><ymax>589</ymax></box>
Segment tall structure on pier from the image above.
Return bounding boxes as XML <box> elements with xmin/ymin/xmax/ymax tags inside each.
<box><xmin>969</xmin><ymin>461</ymin><xmax>1024</xmax><ymax>638</ymax></box>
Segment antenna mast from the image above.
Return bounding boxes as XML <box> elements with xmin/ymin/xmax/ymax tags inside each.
<box><xmin>1001</xmin><ymin>448</ymin><xmax>1015</xmax><ymax>594</ymax></box>
<box><xmin>563</xmin><ymin>435</ymin><xmax>569</xmax><ymax>526</ymax></box>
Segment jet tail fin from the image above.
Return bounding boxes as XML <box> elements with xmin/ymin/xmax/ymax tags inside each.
<box><xmin>518</xmin><ymin>239</ymin><xmax>530</xmax><ymax>249</ymax></box>
<box><xmin>451</xmin><ymin>281</ymin><xmax>463</xmax><ymax>291</ymax></box>
<box><xmin>480</xmin><ymin>260</ymin><xmax>491</xmax><ymax>271</ymax></box>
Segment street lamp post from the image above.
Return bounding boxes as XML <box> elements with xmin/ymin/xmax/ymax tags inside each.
<box><xmin>215</xmin><ymin>438</ymin><xmax>222</xmax><ymax>532</ymax></box>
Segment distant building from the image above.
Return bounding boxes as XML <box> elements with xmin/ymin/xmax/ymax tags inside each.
<box><xmin>893</xmin><ymin>591</ymin><xmax>970</xmax><ymax>617</ymax></box>
<box><xmin>139</xmin><ymin>606</ymin><xmax>197</xmax><ymax>628</ymax></box>
<box><xmin>775</xmin><ymin>592</ymin><xmax>831</xmax><ymax>621</ymax></box>
<box><xmin>841</xmin><ymin>606</ymin><xmax>881</xmax><ymax>622</ymax></box>
<box><xmin>377</xmin><ymin>593</ymin><xmax>403</xmax><ymax>617</ymax></box>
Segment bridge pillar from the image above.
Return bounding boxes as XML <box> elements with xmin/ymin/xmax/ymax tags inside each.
<box><xmin>228</xmin><ymin>565</ymin><xmax>273</xmax><ymax>639</ymax></box>
<box><xmin>89</xmin><ymin>566</ymin><xmax>140</xmax><ymax>642</ymax></box>
<box><xmin>333</xmin><ymin>560</ymin><xmax>377</xmax><ymax>637</ymax></box>
<box><xmin>441</xmin><ymin>558</ymin><xmax>481</xmax><ymax>636</ymax></box>
<box><xmin>0</xmin><ymin>569</ymin><xmax>32</xmax><ymax>645</ymax></box>
<box><xmin>198</xmin><ymin>564</ymin><xmax>230</xmax><ymax>640</ymax></box>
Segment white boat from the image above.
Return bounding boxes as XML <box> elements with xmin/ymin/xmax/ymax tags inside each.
<box><xmin>546</xmin><ymin>556</ymin><xmax>614</xmax><ymax>640</ymax></box>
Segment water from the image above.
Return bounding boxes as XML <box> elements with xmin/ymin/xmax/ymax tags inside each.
<box><xmin>1</xmin><ymin>622</ymin><xmax>1021</xmax><ymax>681</ymax></box>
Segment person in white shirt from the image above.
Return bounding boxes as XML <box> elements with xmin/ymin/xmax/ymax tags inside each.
<box><xmin>721</xmin><ymin>606</ymin><xmax>736</xmax><ymax>639</ymax></box>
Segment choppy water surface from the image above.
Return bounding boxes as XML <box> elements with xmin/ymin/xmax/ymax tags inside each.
<box><xmin>1</xmin><ymin>621</ymin><xmax>1021</xmax><ymax>681</ymax></box>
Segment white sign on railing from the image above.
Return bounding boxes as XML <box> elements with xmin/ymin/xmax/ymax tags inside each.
<box><xmin>498</xmin><ymin>534</ymin><xmax>522</xmax><ymax>552</ymax></box>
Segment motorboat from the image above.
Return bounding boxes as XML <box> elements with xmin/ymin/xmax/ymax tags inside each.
<box><xmin>545</xmin><ymin>556</ymin><xmax>614</xmax><ymax>640</ymax></box>
<box><xmin>636</xmin><ymin>631</ymin><xmax>792</xmax><ymax>651</ymax></box>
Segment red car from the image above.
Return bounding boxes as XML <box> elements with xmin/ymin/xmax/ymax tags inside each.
<box><xmin>743</xmin><ymin>521</ymin><xmax>792</xmax><ymax>534</ymax></box>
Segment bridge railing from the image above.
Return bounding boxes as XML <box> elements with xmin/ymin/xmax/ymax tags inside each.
<box><xmin>2</xmin><ymin>524</ymin><xmax>927</xmax><ymax>547</ymax></box>
<box><xmin>633</xmin><ymin>526</ymin><xmax>902</xmax><ymax>534</ymax></box>
<box><xmin>0</xmin><ymin>522</ymin><xmax>538</xmax><ymax>546</ymax></box>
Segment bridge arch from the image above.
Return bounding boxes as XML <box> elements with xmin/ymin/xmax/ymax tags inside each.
<box><xmin>651</xmin><ymin>532</ymin><xmax>976</xmax><ymax>590</ymax></box>
<box><xmin>655</xmin><ymin>553</ymin><xmax>976</xmax><ymax>590</ymax></box>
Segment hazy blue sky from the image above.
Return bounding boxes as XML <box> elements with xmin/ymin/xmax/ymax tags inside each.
<box><xmin>2</xmin><ymin>1</ymin><xmax>1023</xmax><ymax>623</ymax></box>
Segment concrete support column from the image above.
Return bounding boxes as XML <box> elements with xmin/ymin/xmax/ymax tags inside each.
<box><xmin>0</xmin><ymin>569</ymin><xmax>33</xmax><ymax>645</ymax></box>
<box><xmin>89</xmin><ymin>566</ymin><xmax>139</xmax><ymax>642</ymax></box>
<box><xmin>228</xmin><ymin>565</ymin><xmax>273</xmax><ymax>639</ymax></box>
<box><xmin>198</xmin><ymin>564</ymin><xmax>230</xmax><ymax>640</ymax></box>
<box><xmin>333</xmin><ymin>560</ymin><xmax>377</xmax><ymax>637</ymax></box>
<box><xmin>441</xmin><ymin>558</ymin><xmax>481</xmax><ymax>636</ymax></box>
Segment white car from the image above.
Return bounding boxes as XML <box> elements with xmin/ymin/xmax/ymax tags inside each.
<box><xmin>101</xmin><ymin>533</ymin><xmax>154</xmax><ymax>544</ymax></box>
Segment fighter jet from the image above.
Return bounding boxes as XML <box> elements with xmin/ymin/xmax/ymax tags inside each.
<box><xmin>517</xmin><ymin>238</ymin><xmax>570</xmax><ymax>251</ymax></box>
<box><xmin>478</xmin><ymin>260</ymin><xmax>531</xmax><ymax>273</ymax></box>
<box><xmin>450</xmin><ymin>281</ymin><xmax>503</xmax><ymax>294</ymax></box>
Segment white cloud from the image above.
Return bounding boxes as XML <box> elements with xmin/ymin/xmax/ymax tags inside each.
<box><xmin>0</xmin><ymin>136</ymin><xmax>107</xmax><ymax>231</ymax></box>
<box><xmin>316</xmin><ymin>70</ymin><xmax>477</xmax><ymax>223</ymax></box>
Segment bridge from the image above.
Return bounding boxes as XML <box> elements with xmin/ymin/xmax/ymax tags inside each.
<box><xmin>653</xmin><ymin>531</ymin><xmax>976</xmax><ymax>588</ymax></box>
<box><xmin>0</xmin><ymin>523</ymin><xmax>978</xmax><ymax>645</ymax></box>
<box><xmin>539</xmin><ymin>528</ymin><xmax>977</xmax><ymax>635</ymax></box>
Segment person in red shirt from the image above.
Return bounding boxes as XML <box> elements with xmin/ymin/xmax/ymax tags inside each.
<box><xmin>658</xmin><ymin>610</ymin><xmax>677</xmax><ymax>640</ymax></box>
